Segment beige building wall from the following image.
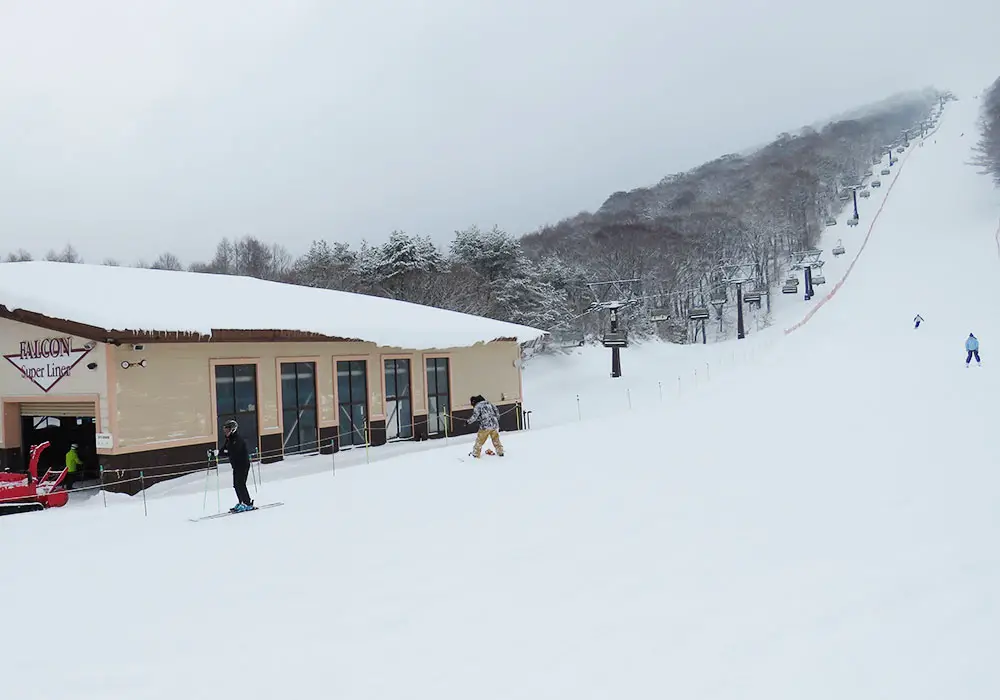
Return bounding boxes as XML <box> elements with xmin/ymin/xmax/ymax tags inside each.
<box><xmin>0</xmin><ymin>317</ymin><xmax>110</xmax><ymax>449</ymax></box>
<box><xmin>109</xmin><ymin>339</ymin><xmax>522</xmax><ymax>453</ymax></box>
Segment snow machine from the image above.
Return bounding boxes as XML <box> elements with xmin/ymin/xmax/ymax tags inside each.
<box><xmin>0</xmin><ymin>442</ymin><xmax>70</xmax><ymax>516</ymax></box>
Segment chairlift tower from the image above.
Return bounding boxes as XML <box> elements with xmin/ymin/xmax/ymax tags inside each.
<box><xmin>721</xmin><ymin>262</ymin><xmax>757</xmax><ymax>340</ymax></box>
<box><xmin>585</xmin><ymin>278</ymin><xmax>641</xmax><ymax>378</ymax></box>
<box><xmin>789</xmin><ymin>249</ymin><xmax>824</xmax><ymax>301</ymax></box>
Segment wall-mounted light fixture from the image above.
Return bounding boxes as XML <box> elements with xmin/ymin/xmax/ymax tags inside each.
<box><xmin>120</xmin><ymin>359</ymin><xmax>148</xmax><ymax>369</ymax></box>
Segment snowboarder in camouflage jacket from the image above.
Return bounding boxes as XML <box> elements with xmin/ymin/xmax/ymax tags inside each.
<box><xmin>468</xmin><ymin>395</ymin><xmax>504</xmax><ymax>458</ymax></box>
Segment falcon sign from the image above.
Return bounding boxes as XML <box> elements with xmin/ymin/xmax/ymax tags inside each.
<box><xmin>3</xmin><ymin>336</ymin><xmax>94</xmax><ymax>393</ymax></box>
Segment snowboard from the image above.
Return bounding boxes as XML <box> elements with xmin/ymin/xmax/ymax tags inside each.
<box><xmin>458</xmin><ymin>450</ymin><xmax>505</xmax><ymax>462</ymax></box>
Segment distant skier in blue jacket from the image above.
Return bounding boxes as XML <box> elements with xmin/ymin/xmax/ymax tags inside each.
<box><xmin>965</xmin><ymin>333</ymin><xmax>981</xmax><ymax>367</ymax></box>
<box><xmin>913</xmin><ymin>314</ymin><xmax>924</xmax><ymax>329</ymax></box>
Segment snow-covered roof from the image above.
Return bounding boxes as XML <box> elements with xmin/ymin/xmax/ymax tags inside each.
<box><xmin>0</xmin><ymin>262</ymin><xmax>548</xmax><ymax>349</ymax></box>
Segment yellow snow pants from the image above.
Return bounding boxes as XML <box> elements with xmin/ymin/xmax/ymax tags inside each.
<box><xmin>472</xmin><ymin>429</ymin><xmax>503</xmax><ymax>457</ymax></box>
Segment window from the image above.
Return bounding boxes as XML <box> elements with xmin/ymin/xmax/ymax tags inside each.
<box><xmin>215</xmin><ymin>364</ymin><xmax>259</xmax><ymax>458</ymax></box>
<box><xmin>425</xmin><ymin>357</ymin><xmax>450</xmax><ymax>436</ymax></box>
<box><xmin>281</xmin><ymin>361</ymin><xmax>318</xmax><ymax>455</ymax></box>
<box><xmin>384</xmin><ymin>359</ymin><xmax>412</xmax><ymax>440</ymax></box>
<box><xmin>337</xmin><ymin>360</ymin><xmax>368</xmax><ymax>448</ymax></box>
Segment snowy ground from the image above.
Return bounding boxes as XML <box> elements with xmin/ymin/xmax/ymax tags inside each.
<box><xmin>4</xmin><ymin>95</ymin><xmax>1000</xmax><ymax>700</ymax></box>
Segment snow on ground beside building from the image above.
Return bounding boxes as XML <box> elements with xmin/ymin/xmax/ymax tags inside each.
<box><xmin>4</xmin><ymin>96</ymin><xmax>1000</xmax><ymax>700</ymax></box>
<box><xmin>0</xmin><ymin>262</ymin><xmax>546</xmax><ymax>348</ymax></box>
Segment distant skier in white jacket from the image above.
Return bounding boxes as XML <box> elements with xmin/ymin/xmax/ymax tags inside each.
<box><xmin>467</xmin><ymin>395</ymin><xmax>505</xmax><ymax>458</ymax></box>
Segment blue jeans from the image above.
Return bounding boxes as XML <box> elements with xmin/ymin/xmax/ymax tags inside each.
<box><xmin>966</xmin><ymin>350</ymin><xmax>980</xmax><ymax>364</ymax></box>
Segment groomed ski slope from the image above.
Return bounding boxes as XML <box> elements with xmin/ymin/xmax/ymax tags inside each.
<box><xmin>4</xmin><ymin>95</ymin><xmax>1000</xmax><ymax>700</ymax></box>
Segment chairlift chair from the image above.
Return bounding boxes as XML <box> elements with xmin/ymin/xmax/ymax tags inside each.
<box><xmin>688</xmin><ymin>307</ymin><xmax>710</xmax><ymax>321</ymax></box>
<box><xmin>601</xmin><ymin>331</ymin><xmax>628</xmax><ymax>348</ymax></box>
<box><xmin>812</xmin><ymin>274</ymin><xmax>826</xmax><ymax>285</ymax></box>
<box><xmin>782</xmin><ymin>282</ymin><xmax>798</xmax><ymax>294</ymax></box>
<box><xmin>825</xmin><ymin>217</ymin><xmax>837</xmax><ymax>226</ymax></box>
<box><xmin>743</xmin><ymin>290</ymin><xmax>762</xmax><ymax>304</ymax></box>
<box><xmin>832</xmin><ymin>240</ymin><xmax>846</xmax><ymax>256</ymax></box>
<box><xmin>847</xmin><ymin>217</ymin><xmax>859</xmax><ymax>227</ymax></box>
<box><xmin>859</xmin><ymin>189</ymin><xmax>871</xmax><ymax>198</ymax></box>
<box><xmin>839</xmin><ymin>193</ymin><xmax>851</xmax><ymax>202</ymax></box>
<box><xmin>881</xmin><ymin>168</ymin><xmax>891</xmax><ymax>175</ymax></box>
<box><xmin>871</xmin><ymin>180</ymin><xmax>881</xmax><ymax>188</ymax></box>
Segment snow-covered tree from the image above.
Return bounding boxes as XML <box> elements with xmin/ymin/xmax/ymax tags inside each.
<box><xmin>45</xmin><ymin>244</ymin><xmax>82</xmax><ymax>263</ymax></box>
<box><xmin>5</xmin><ymin>249</ymin><xmax>33</xmax><ymax>262</ymax></box>
<box><xmin>450</xmin><ymin>225</ymin><xmax>525</xmax><ymax>281</ymax></box>
<box><xmin>151</xmin><ymin>252</ymin><xmax>183</xmax><ymax>271</ymax></box>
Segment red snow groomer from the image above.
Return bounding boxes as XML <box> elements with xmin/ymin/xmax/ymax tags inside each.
<box><xmin>0</xmin><ymin>441</ymin><xmax>71</xmax><ymax>516</ymax></box>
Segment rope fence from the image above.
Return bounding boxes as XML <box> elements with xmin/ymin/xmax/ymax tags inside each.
<box><xmin>0</xmin><ymin>404</ymin><xmax>525</xmax><ymax>512</ymax></box>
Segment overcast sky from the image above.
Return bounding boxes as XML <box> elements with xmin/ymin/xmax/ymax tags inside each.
<box><xmin>2</xmin><ymin>0</ymin><xmax>998</xmax><ymax>265</ymax></box>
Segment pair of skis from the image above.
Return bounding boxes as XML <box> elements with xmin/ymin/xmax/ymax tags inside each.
<box><xmin>189</xmin><ymin>501</ymin><xmax>284</xmax><ymax>522</ymax></box>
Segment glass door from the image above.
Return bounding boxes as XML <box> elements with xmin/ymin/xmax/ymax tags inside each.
<box><xmin>281</xmin><ymin>361</ymin><xmax>318</xmax><ymax>455</ymax></box>
<box><xmin>425</xmin><ymin>357</ymin><xmax>450</xmax><ymax>436</ymax></box>
<box><xmin>215</xmin><ymin>364</ymin><xmax>259</xmax><ymax>457</ymax></box>
<box><xmin>337</xmin><ymin>360</ymin><xmax>368</xmax><ymax>447</ymax></box>
<box><xmin>384</xmin><ymin>359</ymin><xmax>412</xmax><ymax>440</ymax></box>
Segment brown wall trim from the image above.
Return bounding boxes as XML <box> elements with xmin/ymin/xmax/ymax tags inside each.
<box><xmin>259</xmin><ymin>433</ymin><xmax>283</xmax><ymax>464</ymax></box>
<box><xmin>101</xmin><ymin>440</ymin><xmax>216</xmax><ymax>496</ymax></box>
<box><xmin>0</xmin><ymin>306</ymin><xmax>110</xmax><ymax>343</ymax></box>
<box><xmin>319</xmin><ymin>426</ymin><xmax>337</xmax><ymax>454</ymax></box>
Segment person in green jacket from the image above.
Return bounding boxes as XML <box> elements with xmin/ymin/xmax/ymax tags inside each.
<box><xmin>65</xmin><ymin>443</ymin><xmax>83</xmax><ymax>489</ymax></box>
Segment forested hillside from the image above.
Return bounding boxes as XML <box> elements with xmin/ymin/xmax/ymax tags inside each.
<box><xmin>5</xmin><ymin>89</ymin><xmax>946</xmax><ymax>345</ymax></box>
<box><xmin>973</xmin><ymin>76</ymin><xmax>1000</xmax><ymax>187</ymax></box>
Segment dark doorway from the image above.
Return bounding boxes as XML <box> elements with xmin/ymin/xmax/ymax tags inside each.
<box><xmin>20</xmin><ymin>411</ymin><xmax>97</xmax><ymax>482</ymax></box>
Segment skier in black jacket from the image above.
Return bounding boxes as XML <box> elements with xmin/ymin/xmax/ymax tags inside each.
<box><xmin>219</xmin><ymin>418</ymin><xmax>254</xmax><ymax>512</ymax></box>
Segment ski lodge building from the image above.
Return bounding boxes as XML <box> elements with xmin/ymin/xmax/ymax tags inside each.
<box><xmin>0</xmin><ymin>261</ymin><xmax>546</xmax><ymax>494</ymax></box>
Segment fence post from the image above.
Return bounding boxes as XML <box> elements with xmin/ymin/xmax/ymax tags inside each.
<box><xmin>100</xmin><ymin>464</ymin><xmax>107</xmax><ymax>509</ymax></box>
<box><xmin>626</xmin><ymin>388</ymin><xmax>632</xmax><ymax>409</ymax></box>
<box><xmin>576</xmin><ymin>394</ymin><xmax>582</xmax><ymax>421</ymax></box>
<box><xmin>140</xmin><ymin>471</ymin><xmax>147</xmax><ymax>517</ymax></box>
